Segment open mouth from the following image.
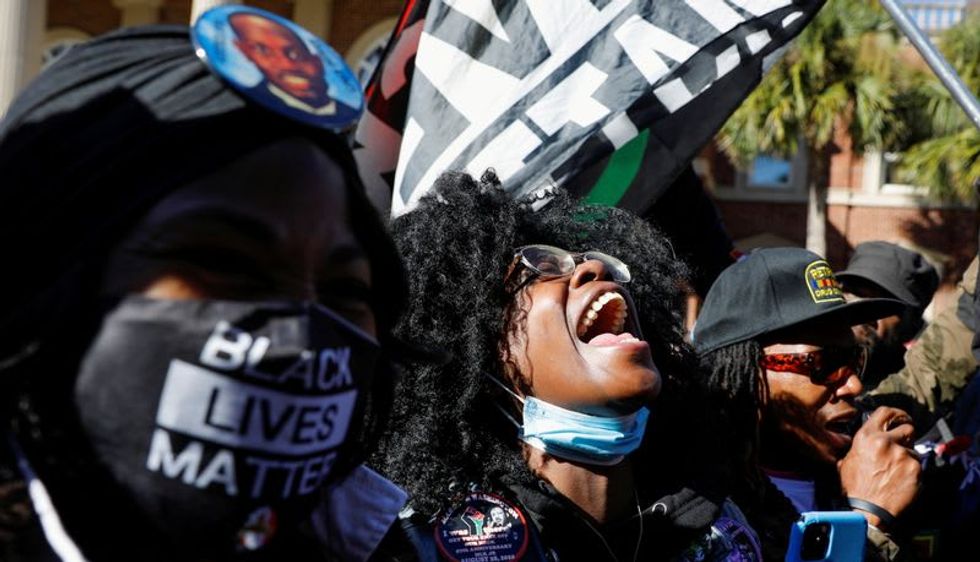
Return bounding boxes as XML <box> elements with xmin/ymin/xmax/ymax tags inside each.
<box><xmin>576</xmin><ymin>291</ymin><xmax>639</xmax><ymax>345</ymax></box>
<box><xmin>279</xmin><ymin>73</ymin><xmax>312</xmax><ymax>88</ymax></box>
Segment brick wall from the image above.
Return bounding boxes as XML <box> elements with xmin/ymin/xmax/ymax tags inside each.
<box><xmin>49</xmin><ymin>0</ymin><xmax>298</xmax><ymax>34</ymax></box>
<box><xmin>49</xmin><ymin>0</ymin><xmax>120</xmax><ymax>36</ymax></box>
<box><xmin>828</xmin><ymin>122</ymin><xmax>864</xmax><ymax>190</ymax></box>
<box><xmin>328</xmin><ymin>0</ymin><xmax>402</xmax><ymax>53</ymax></box>
<box><xmin>159</xmin><ymin>0</ymin><xmax>292</xmax><ymax>26</ymax></box>
<box><xmin>159</xmin><ymin>0</ymin><xmax>191</xmax><ymax>25</ymax></box>
<box><xmin>717</xmin><ymin>200</ymin><xmax>808</xmax><ymax>247</ymax></box>
<box><xmin>826</xmin><ymin>206</ymin><xmax>977</xmax><ymax>279</ymax></box>
<box><xmin>717</xmin><ymin>198</ymin><xmax>978</xmax><ymax>304</ymax></box>
<box><xmin>248</xmin><ymin>0</ymin><xmax>292</xmax><ymax>18</ymax></box>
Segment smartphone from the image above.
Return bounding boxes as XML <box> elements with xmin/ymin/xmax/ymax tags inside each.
<box><xmin>785</xmin><ymin>511</ymin><xmax>866</xmax><ymax>562</ymax></box>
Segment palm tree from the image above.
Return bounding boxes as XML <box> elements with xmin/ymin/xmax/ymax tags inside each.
<box><xmin>895</xmin><ymin>11</ymin><xmax>979</xmax><ymax>201</ymax></box>
<box><xmin>717</xmin><ymin>0</ymin><xmax>907</xmax><ymax>256</ymax></box>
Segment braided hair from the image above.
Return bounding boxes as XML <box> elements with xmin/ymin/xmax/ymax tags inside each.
<box><xmin>698</xmin><ymin>341</ymin><xmax>766</xmax><ymax>491</ymax></box>
<box><xmin>699</xmin><ymin>341</ymin><xmax>803</xmax><ymax>560</ymax></box>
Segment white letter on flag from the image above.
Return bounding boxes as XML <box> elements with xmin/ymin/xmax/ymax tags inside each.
<box><xmin>614</xmin><ymin>16</ymin><xmax>699</xmax><ymax>86</ymax></box>
<box><xmin>526</xmin><ymin>63</ymin><xmax>610</xmax><ymax>135</ymax></box>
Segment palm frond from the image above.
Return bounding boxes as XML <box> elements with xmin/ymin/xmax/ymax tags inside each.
<box><xmin>894</xmin><ymin>11</ymin><xmax>980</xmax><ymax>200</ymax></box>
<box><xmin>898</xmin><ymin>129</ymin><xmax>980</xmax><ymax>200</ymax></box>
<box><xmin>717</xmin><ymin>0</ymin><xmax>904</xmax><ymax>167</ymax></box>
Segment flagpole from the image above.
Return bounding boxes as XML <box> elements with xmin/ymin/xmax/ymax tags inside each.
<box><xmin>878</xmin><ymin>0</ymin><xmax>980</xmax><ymax>131</ymax></box>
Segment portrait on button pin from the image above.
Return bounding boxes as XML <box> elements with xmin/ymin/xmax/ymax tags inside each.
<box><xmin>436</xmin><ymin>492</ymin><xmax>529</xmax><ymax>562</ymax></box>
<box><xmin>193</xmin><ymin>6</ymin><xmax>364</xmax><ymax>130</ymax></box>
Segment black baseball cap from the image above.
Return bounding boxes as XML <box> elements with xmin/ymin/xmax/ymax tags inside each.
<box><xmin>693</xmin><ymin>247</ymin><xmax>906</xmax><ymax>354</ymax></box>
<box><xmin>835</xmin><ymin>241</ymin><xmax>939</xmax><ymax>311</ymax></box>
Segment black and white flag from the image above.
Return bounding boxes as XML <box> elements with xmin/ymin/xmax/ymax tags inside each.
<box><xmin>355</xmin><ymin>0</ymin><xmax>826</xmax><ymax>216</ymax></box>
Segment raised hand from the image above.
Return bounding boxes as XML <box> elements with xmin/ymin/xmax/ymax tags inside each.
<box><xmin>837</xmin><ymin>406</ymin><xmax>921</xmax><ymax>529</ymax></box>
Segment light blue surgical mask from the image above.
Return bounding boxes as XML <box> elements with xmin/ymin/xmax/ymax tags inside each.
<box><xmin>487</xmin><ymin>376</ymin><xmax>650</xmax><ymax>466</ymax></box>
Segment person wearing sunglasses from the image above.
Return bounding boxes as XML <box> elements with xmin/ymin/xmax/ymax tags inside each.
<box><xmin>371</xmin><ymin>170</ymin><xmax>764</xmax><ymax>562</ymax></box>
<box><xmin>693</xmin><ymin>248</ymin><xmax>922</xmax><ymax>562</ymax></box>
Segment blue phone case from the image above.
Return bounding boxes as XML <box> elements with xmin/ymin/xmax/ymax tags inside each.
<box><xmin>785</xmin><ymin>511</ymin><xmax>867</xmax><ymax>562</ymax></box>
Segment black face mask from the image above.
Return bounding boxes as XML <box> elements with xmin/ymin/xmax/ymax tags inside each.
<box><xmin>72</xmin><ymin>296</ymin><xmax>379</xmax><ymax>554</ymax></box>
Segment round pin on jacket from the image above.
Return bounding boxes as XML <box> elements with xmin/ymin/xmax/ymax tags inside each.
<box><xmin>192</xmin><ymin>5</ymin><xmax>364</xmax><ymax>131</ymax></box>
<box><xmin>435</xmin><ymin>492</ymin><xmax>529</xmax><ymax>562</ymax></box>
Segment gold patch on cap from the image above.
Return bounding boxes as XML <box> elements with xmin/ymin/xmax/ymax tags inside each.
<box><xmin>804</xmin><ymin>260</ymin><xmax>844</xmax><ymax>303</ymax></box>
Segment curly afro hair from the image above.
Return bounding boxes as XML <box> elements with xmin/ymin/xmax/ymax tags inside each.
<box><xmin>372</xmin><ymin>170</ymin><xmax>727</xmax><ymax>516</ymax></box>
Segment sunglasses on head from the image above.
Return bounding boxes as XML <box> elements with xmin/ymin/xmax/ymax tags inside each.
<box><xmin>505</xmin><ymin>244</ymin><xmax>631</xmax><ymax>293</ymax></box>
<box><xmin>760</xmin><ymin>345</ymin><xmax>868</xmax><ymax>386</ymax></box>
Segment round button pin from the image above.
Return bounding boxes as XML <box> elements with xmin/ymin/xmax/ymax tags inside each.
<box><xmin>435</xmin><ymin>492</ymin><xmax>530</xmax><ymax>562</ymax></box>
<box><xmin>192</xmin><ymin>5</ymin><xmax>364</xmax><ymax>131</ymax></box>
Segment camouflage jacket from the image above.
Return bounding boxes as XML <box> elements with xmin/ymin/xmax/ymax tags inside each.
<box><xmin>869</xmin><ymin>257</ymin><xmax>979</xmax><ymax>422</ymax></box>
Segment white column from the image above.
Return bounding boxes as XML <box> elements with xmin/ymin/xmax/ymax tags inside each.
<box><xmin>191</xmin><ymin>0</ymin><xmax>240</xmax><ymax>23</ymax></box>
<box><xmin>113</xmin><ymin>0</ymin><xmax>163</xmax><ymax>27</ymax></box>
<box><xmin>861</xmin><ymin>150</ymin><xmax>885</xmax><ymax>194</ymax></box>
<box><xmin>0</xmin><ymin>0</ymin><xmax>46</xmax><ymax>116</ymax></box>
<box><xmin>294</xmin><ymin>0</ymin><xmax>334</xmax><ymax>40</ymax></box>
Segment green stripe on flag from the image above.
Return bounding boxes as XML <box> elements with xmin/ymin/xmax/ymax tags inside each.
<box><xmin>583</xmin><ymin>129</ymin><xmax>649</xmax><ymax>206</ymax></box>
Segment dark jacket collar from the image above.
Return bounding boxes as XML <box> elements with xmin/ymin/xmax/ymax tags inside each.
<box><xmin>500</xmin><ymin>475</ymin><xmax>724</xmax><ymax>561</ymax></box>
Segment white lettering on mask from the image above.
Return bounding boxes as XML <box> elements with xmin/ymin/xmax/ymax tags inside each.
<box><xmin>245</xmin><ymin>452</ymin><xmax>337</xmax><ymax>499</ymax></box>
<box><xmin>199</xmin><ymin>321</ymin><xmax>354</xmax><ymax>392</ymax></box>
<box><xmin>146</xmin><ymin>428</ymin><xmax>238</xmax><ymax>495</ymax></box>
<box><xmin>146</xmin><ymin>429</ymin><xmax>339</xmax><ymax>498</ymax></box>
<box><xmin>145</xmin><ymin>319</ymin><xmax>364</xmax><ymax>499</ymax></box>
<box><xmin>156</xmin><ymin>360</ymin><xmax>356</xmax><ymax>456</ymax></box>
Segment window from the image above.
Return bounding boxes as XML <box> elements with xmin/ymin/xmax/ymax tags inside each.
<box><xmin>706</xmin><ymin>146</ymin><xmax>807</xmax><ymax>203</ymax></box>
<box><xmin>882</xmin><ymin>152</ymin><xmax>909</xmax><ymax>186</ymax></box>
<box><xmin>852</xmin><ymin>149</ymin><xmax>932</xmax><ymax>204</ymax></box>
<box><xmin>749</xmin><ymin>155</ymin><xmax>794</xmax><ymax>189</ymax></box>
<box><xmin>901</xmin><ymin>0</ymin><xmax>967</xmax><ymax>34</ymax></box>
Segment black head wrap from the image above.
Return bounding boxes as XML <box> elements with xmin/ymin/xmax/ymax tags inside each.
<box><xmin>0</xmin><ymin>25</ymin><xmax>405</xmax><ymax>354</ymax></box>
<box><xmin>0</xmin><ymin>25</ymin><xmax>406</xmax><ymax>560</ymax></box>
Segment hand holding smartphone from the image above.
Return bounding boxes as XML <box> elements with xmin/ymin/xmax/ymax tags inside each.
<box><xmin>785</xmin><ymin>511</ymin><xmax>866</xmax><ymax>562</ymax></box>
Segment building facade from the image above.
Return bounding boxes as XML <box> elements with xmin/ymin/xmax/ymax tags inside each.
<box><xmin>2</xmin><ymin>0</ymin><xmax>976</xmax><ymax>310</ymax></box>
<box><xmin>1</xmin><ymin>0</ymin><xmax>406</xmax><ymax>116</ymax></box>
<box><xmin>699</xmin><ymin>0</ymin><xmax>979</xmax><ymax>312</ymax></box>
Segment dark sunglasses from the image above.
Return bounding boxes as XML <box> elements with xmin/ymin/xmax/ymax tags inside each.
<box><xmin>760</xmin><ymin>345</ymin><xmax>868</xmax><ymax>386</ymax></box>
<box><xmin>505</xmin><ymin>244</ymin><xmax>631</xmax><ymax>293</ymax></box>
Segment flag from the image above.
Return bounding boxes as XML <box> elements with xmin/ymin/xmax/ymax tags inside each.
<box><xmin>643</xmin><ymin>166</ymin><xmax>740</xmax><ymax>296</ymax></box>
<box><xmin>355</xmin><ymin>0</ymin><xmax>827</xmax><ymax>217</ymax></box>
<box><xmin>353</xmin><ymin>0</ymin><xmax>428</xmax><ymax>211</ymax></box>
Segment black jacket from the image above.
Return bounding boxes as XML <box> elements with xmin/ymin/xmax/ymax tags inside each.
<box><xmin>387</xmin><ymin>476</ymin><xmax>763</xmax><ymax>562</ymax></box>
